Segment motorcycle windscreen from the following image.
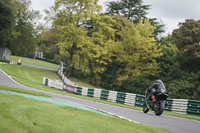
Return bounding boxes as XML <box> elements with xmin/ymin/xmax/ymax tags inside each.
<box><xmin>156</xmin><ymin>83</ymin><xmax>168</xmax><ymax>100</ymax></box>
<box><xmin>157</xmin><ymin>83</ymin><xmax>167</xmax><ymax>93</ymax></box>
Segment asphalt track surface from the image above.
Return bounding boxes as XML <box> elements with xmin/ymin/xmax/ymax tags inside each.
<box><xmin>0</xmin><ymin>68</ymin><xmax>200</xmax><ymax>133</ymax></box>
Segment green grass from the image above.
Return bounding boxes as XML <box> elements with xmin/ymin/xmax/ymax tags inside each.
<box><xmin>0</xmin><ymin>64</ymin><xmax>60</xmax><ymax>90</ymax></box>
<box><xmin>68</xmin><ymin>76</ymin><xmax>100</xmax><ymax>88</ymax></box>
<box><xmin>0</xmin><ymin>64</ymin><xmax>200</xmax><ymax>121</ymax></box>
<box><xmin>0</xmin><ymin>93</ymin><xmax>171</xmax><ymax>133</ymax></box>
<box><xmin>0</xmin><ymin>58</ymin><xmax>10</xmax><ymax>63</ymax></box>
<box><xmin>0</xmin><ymin>85</ymin><xmax>49</xmax><ymax>97</ymax></box>
<box><xmin>10</xmin><ymin>55</ymin><xmax>59</xmax><ymax>69</ymax></box>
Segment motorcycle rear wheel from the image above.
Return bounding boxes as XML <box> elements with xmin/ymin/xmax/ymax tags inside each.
<box><xmin>155</xmin><ymin>100</ymin><xmax>165</xmax><ymax>116</ymax></box>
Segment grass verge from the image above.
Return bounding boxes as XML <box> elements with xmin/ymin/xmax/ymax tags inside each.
<box><xmin>0</xmin><ymin>64</ymin><xmax>200</xmax><ymax>121</ymax></box>
<box><xmin>10</xmin><ymin>55</ymin><xmax>59</xmax><ymax>69</ymax></box>
<box><xmin>68</xmin><ymin>76</ymin><xmax>102</xmax><ymax>89</ymax></box>
<box><xmin>0</xmin><ymin>93</ymin><xmax>171</xmax><ymax>133</ymax></box>
<box><xmin>0</xmin><ymin>85</ymin><xmax>49</xmax><ymax>97</ymax></box>
<box><xmin>0</xmin><ymin>64</ymin><xmax>60</xmax><ymax>89</ymax></box>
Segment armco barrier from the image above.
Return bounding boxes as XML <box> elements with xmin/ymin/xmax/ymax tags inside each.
<box><xmin>64</xmin><ymin>84</ymin><xmax>76</xmax><ymax>93</ymax></box>
<box><xmin>64</xmin><ymin>78</ymin><xmax>71</xmax><ymax>85</ymax></box>
<box><xmin>165</xmin><ymin>98</ymin><xmax>173</xmax><ymax>111</ymax></box>
<box><xmin>108</xmin><ymin>91</ymin><xmax>117</xmax><ymax>102</ymax></box>
<box><xmin>116</xmin><ymin>92</ymin><xmax>126</xmax><ymax>104</ymax></box>
<box><xmin>43</xmin><ymin>77</ymin><xmax>48</xmax><ymax>86</ymax></box>
<box><xmin>49</xmin><ymin>80</ymin><xmax>63</xmax><ymax>90</ymax></box>
<box><xmin>62</xmin><ymin>74</ymin><xmax>65</xmax><ymax>81</ymax></box>
<box><xmin>187</xmin><ymin>100</ymin><xmax>200</xmax><ymax>115</ymax></box>
<box><xmin>93</xmin><ymin>89</ymin><xmax>102</xmax><ymax>99</ymax></box>
<box><xmin>87</xmin><ymin>88</ymin><xmax>94</xmax><ymax>97</ymax></box>
<box><xmin>43</xmin><ymin>77</ymin><xmax>63</xmax><ymax>90</ymax></box>
<box><xmin>135</xmin><ymin>94</ymin><xmax>145</xmax><ymax>107</ymax></box>
<box><xmin>76</xmin><ymin>87</ymin><xmax>82</xmax><ymax>95</ymax></box>
<box><xmin>101</xmin><ymin>90</ymin><xmax>109</xmax><ymax>100</ymax></box>
<box><xmin>171</xmin><ymin>99</ymin><xmax>188</xmax><ymax>114</ymax></box>
<box><xmin>125</xmin><ymin>93</ymin><xmax>136</xmax><ymax>106</ymax></box>
<box><xmin>82</xmin><ymin>87</ymin><xmax>88</xmax><ymax>96</ymax></box>
<box><xmin>58</xmin><ymin>69</ymin><xmax>61</xmax><ymax>75</ymax></box>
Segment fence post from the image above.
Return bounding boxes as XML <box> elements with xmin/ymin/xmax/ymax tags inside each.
<box><xmin>59</xmin><ymin>60</ymin><xmax>64</xmax><ymax>72</ymax></box>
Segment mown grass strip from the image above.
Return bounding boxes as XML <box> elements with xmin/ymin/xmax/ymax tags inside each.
<box><xmin>0</xmin><ymin>85</ymin><xmax>49</xmax><ymax>97</ymax></box>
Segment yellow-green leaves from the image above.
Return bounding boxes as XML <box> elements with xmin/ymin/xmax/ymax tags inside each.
<box><xmin>52</xmin><ymin>1</ymin><xmax>161</xmax><ymax>88</ymax></box>
<box><xmin>91</xmin><ymin>15</ymin><xmax>116</xmax><ymax>41</ymax></box>
<box><xmin>54</xmin><ymin>0</ymin><xmax>101</xmax><ymax>26</ymax></box>
<box><xmin>56</xmin><ymin>24</ymin><xmax>87</xmax><ymax>53</ymax></box>
<box><xmin>115</xmin><ymin>19</ymin><xmax>162</xmax><ymax>84</ymax></box>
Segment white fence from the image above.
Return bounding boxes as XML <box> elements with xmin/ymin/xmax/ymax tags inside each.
<box><xmin>10</xmin><ymin>61</ymin><xmax>17</xmax><ymax>64</ymax></box>
<box><xmin>35</xmin><ymin>51</ymin><xmax>43</xmax><ymax>59</ymax></box>
<box><xmin>82</xmin><ymin>87</ymin><xmax>88</xmax><ymax>96</ymax></box>
<box><xmin>125</xmin><ymin>93</ymin><xmax>136</xmax><ymax>106</ymax></box>
<box><xmin>43</xmin><ymin>77</ymin><xmax>63</xmax><ymax>90</ymax></box>
<box><xmin>171</xmin><ymin>99</ymin><xmax>188</xmax><ymax>114</ymax></box>
<box><xmin>93</xmin><ymin>89</ymin><xmax>102</xmax><ymax>99</ymax></box>
<box><xmin>108</xmin><ymin>91</ymin><xmax>118</xmax><ymax>102</ymax></box>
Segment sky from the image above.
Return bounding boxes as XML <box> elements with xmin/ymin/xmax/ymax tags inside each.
<box><xmin>31</xmin><ymin>0</ymin><xmax>200</xmax><ymax>36</ymax></box>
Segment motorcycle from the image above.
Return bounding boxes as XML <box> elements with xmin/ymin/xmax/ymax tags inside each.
<box><xmin>143</xmin><ymin>84</ymin><xmax>168</xmax><ymax>116</ymax></box>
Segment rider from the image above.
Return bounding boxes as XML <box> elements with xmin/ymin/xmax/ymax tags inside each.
<box><xmin>146</xmin><ymin>79</ymin><xmax>166</xmax><ymax>102</ymax></box>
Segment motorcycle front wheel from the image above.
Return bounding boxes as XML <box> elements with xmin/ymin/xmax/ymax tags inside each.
<box><xmin>155</xmin><ymin>100</ymin><xmax>165</xmax><ymax>116</ymax></box>
<box><xmin>143</xmin><ymin>103</ymin><xmax>149</xmax><ymax>113</ymax></box>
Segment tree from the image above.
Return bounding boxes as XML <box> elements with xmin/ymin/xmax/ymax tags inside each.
<box><xmin>53</xmin><ymin>0</ymin><xmax>117</xmax><ymax>80</ymax></box>
<box><xmin>52</xmin><ymin>0</ymin><xmax>101</xmax><ymax>27</ymax></box>
<box><xmin>37</xmin><ymin>29</ymin><xmax>60</xmax><ymax>61</ymax></box>
<box><xmin>172</xmin><ymin>19</ymin><xmax>200</xmax><ymax>72</ymax></box>
<box><xmin>57</xmin><ymin>24</ymin><xmax>92</xmax><ymax>75</ymax></box>
<box><xmin>0</xmin><ymin>0</ymin><xmax>14</xmax><ymax>48</ymax></box>
<box><xmin>106</xmin><ymin>0</ymin><xmax>149</xmax><ymax>22</ymax></box>
<box><xmin>111</xmin><ymin>15</ymin><xmax>133</xmax><ymax>41</ymax></box>
<box><xmin>49</xmin><ymin>0</ymin><xmax>102</xmax><ymax>74</ymax></box>
<box><xmin>7</xmin><ymin>0</ymin><xmax>41</xmax><ymax>56</ymax></box>
<box><xmin>158</xmin><ymin>35</ymin><xmax>178</xmax><ymax>80</ymax></box>
<box><xmin>56</xmin><ymin>15</ymin><xmax>117</xmax><ymax>79</ymax></box>
<box><xmin>113</xmin><ymin>19</ymin><xmax>162</xmax><ymax>84</ymax></box>
<box><xmin>105</xmin><ymin>0</ymin><xmax>164</xmax><ymax>37</ymax></box>
<box><xmin>154</xmin><ymin>30</ymin><xmax>200</xmax><ymax>100</ymax></box>
<box><xmin>167</xmin><ymin>72</ymin><xmax>199</xmax><ymax>99</ymax></box>
<box><xmin>171</xmin><ymin>19</ymin><xmax>200</xmax><ymax>99</ymax></box>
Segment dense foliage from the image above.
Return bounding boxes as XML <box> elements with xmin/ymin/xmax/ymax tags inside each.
<box><xmin>0</xmin><ymin>0</ymin><xmax>14</xmax><ymax>48</ymax></box>
<box><xmin>0</xmin><ymin>0</ymin><xmax>199</xmax><ymax>99</ymax></box>
<box><xmin>105</xmin><ymin>0</ymin><xmax>164</xmax><ymax>37</ymax></box>
<box><xmin>0</xmin><ymin>0</ymin><xmax>41</xmax><ymax>57</ymax></box>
